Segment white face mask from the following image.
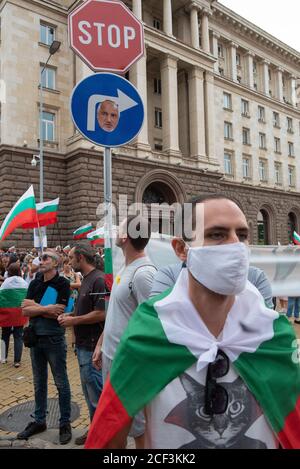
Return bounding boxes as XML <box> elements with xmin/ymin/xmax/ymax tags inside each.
<box><xmin>186</xmin><ymin>242</ymin><xmax>250</xmax><ymax>296</ymax></box>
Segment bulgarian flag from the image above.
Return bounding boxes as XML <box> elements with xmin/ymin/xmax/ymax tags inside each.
<box><xmin>292</xmin><ymin>231</ymin><xmax>300</xmax><ymax>245</ymax></box>
<box><xmin>0</xmin><ymin>277</ymin><xmax>28</xmax><ymax>327</ymax></box>
<box><xmin>0</xmin><ymin>186</ymin><xmax>37</xmax><ymax>241</ymax></box>
<box><xmin>73</xmin><ymin>223</ymin><xmax>94</xmax><ymax>240</ymax></box>
<box><xmin>87</xmin><ymin>227</ymin><xmax>104</xmax><ymax>246</ymax></box>
<box><xmin>22</xmin><ymin>198</ymin><xmax>59</xmax><ymax>229</ymax></box>
<box><xmin>85</xmin><ymin>277</ymin><xmax>300</xmax><ymax>449</ymax></box>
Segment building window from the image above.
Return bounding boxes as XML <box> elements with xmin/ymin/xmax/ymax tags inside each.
<box><xmin>259</xmin><ymin>133</ymin><xmax>266</xmax><ymax>149</ymax></box>
<box><xmin>236</xmin><ymin>53</ymin><xmax>241</xmax><ymax>66</ymax></box>
<box><xmin>40</xmin><ymin>23</ymin><xmax>55</xmax><ymax>46</ymax></box>
<box><xmin>274</xmin><ymin>162</ymin><xmax>282</xmax><ymax>184</ymax></box>
<box><xmin>254</xmin><ymin>82</ymin><xmax>258</xmax><ymax>90</ymax></box>
<box><xmin>259</xmin><ymin>159</ymin><xmax>267</xmax><ymax>181</ymax></box>
<box><xmin>268</xmin><ymin>69</ymin><xmax>272</xmax><ymax>81</ymax></box>
<box><xmin>258</xmin><ymin>106</ymin><xmax>265</xmax><ymax>122</ymax></box>
<box><xmin>288</xmin><ymin>142</ymin><xmax>295</xmax><ymax>157</ymax></box>
<box><xmin>153</xmin><ymin>18</ymin><xmax>161</xmax><ymax>30</ymax></box>
<box><xmin>219</xmin><ymin>68</ymin><xmax>224</xmax><ymax>76</ymax></box>
<box><xmin>273</xmin><ymin>111</ymin><xmax>280</xmax><ymax>127</ymax></box>
<box><xmin>288</xmin><ymin>166</ymin><xmax>295</xmax><ymax>187</ymax></box>
<box><xmin>253</xmin><ymin>61</ymin><xmax>257</xmax><ymax>73</ymax></box>
<box><xmin>155</xmin><ymin>108</ymin><xmax>162</xmax><ymax>128</ymax></box>
<box><xmin>242</xmin><ymin>157</ymin><xmax>251</xmax><ymax>179</ymax></box>
<box><xmin>218</xmin><ymin>43</ymin><xmax>224</xmax><ymax>58</ymax></box>
<box><xmin>154</xmin><ymin>78</ymin><xmax>161</xmax><ymax>95</ymax></box>
<box><xmin>223</xmin><ymin>92</ymin><xmax>232</xmax><ymax>110</ymax></box>
<box><xmin>224</xmin><ymin>122</ymin><xmax>233</xmax><ymax>140</ymax></box>
<box><xmin>40</xmin><ymin>66</ymin><xmax>55</xmax><ymax>90</ymax></box>
<box><xmin>241</xmin><ymin>99</ymin><xmax>249</xmax><ymax>116</ymax></box>
<box><xmin>274</xmin><ymin>137</ymin><xmax>281</xmax><ymax>153</ymax></box>
<box><xmin>287</xmin><ymin>117</ymin><xmax>293</xmax><ymax>133</ymax></box>
<box><xmin>224</xmin><ymin>152</ymin><xmax>233</xmax><ymax>175</ymax></box>
<box><xmin>242</xmin><ymin>127</ymin><xmax>250</xmax><ymax>145</ymax></box>
<box><xmin>41</xmin><ymin>111</ymin><xmax>55</xmax><ymax>141</ymax></box>
<box><xmin>237</xmin><ymin>76</ymin><xmax>242</xmax><ymax>84</ymax></box>
<box><xmin>257</xmin><ymin>210</ymin><xmax>270</xmax><ymax>245</ymax></box>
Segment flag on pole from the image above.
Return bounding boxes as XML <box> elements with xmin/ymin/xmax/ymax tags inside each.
<box><xmin>0</xmin><ymin>186</ymin><xmax>37</xmax><ymax>241</ymax></box>
<box><xmin>87</xmin><ymin>228</ymin><xmax>105</xmax><ymax>246</ymax></box>
<box><xmin>292</xmin><ymin>231</ymin><xmax>300</xmax><ymax>245</ymax></box>
<box><xmin>22</xmin><ymin>198</ymin><xmax>59</xmax><ymax>229</ymax></box>
<box><xmin>85</xmin><ymin>281</ymin><xmax>300</xmax><ymax>449</ymax></box>
<box><xmin>73</xmin><ymin>223</ymin><xmax>94</xmax><ymax>240</ymax></box>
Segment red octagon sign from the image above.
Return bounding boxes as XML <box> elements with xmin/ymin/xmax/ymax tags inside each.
<box><xmin>68</xmin><ymin>0</ymin><xmax>144</xmax><ymax>73</ymax></box>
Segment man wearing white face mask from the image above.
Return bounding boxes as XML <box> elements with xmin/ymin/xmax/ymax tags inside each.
<box><xmin>85</xmin><ymin>195</ymin><xmax>300</xmax><ymax>450</ymax></box>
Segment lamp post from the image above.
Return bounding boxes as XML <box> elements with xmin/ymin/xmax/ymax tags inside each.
<box><xmin>36</xmin><ymin>40</ymin><xmax>60</xmax><ymax>251</ymax></box>
<box><xmin>39</xmin><ymin>39</ymin><xmax>61</xmax><ymax>203</ymax></box>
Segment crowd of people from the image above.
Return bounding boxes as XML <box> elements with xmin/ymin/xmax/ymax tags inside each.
<box><xmin>0</xmin><ymin>194</ymin><xmax>300</xmax><ymax>449</ymax></box>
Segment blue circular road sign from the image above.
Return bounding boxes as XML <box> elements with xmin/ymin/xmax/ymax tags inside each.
<box><xmin>70</xmin><ymin>73</ymin><xmax>144</xmax><ymax>148</ymax></box>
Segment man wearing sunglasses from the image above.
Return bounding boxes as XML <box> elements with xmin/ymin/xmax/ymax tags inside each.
<box><xmin>86</xmin><ymin>194</ymin><xmax>300</xmax><ymax>450</ymax></box>
<box><xmin>18</xmin><ymin>249</ymin><xmax>72</xmax><ymax>445</ymax></box>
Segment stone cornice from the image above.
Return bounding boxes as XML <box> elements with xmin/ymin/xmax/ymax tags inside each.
<box><xmin>212</xmin><ymin>1</ymin><xmax>300</xmax><ymax>66</ymax></box>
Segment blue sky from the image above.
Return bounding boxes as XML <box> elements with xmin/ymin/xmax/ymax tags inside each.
<box><xmin>220</xmin><ymin>0</ymin><xmax>300</xmax><ymax>52</ymax></box>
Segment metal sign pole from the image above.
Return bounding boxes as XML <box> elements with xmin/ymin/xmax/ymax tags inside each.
<box><xmin>104</xmin><ymin>147</ymin><xmax>113</xmax><ymax>302</ymax></box>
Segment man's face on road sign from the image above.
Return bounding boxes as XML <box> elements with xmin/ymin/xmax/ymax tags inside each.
<box><xmin>97</xmin><ymin>100</ymin><xmax>120</xmax><ymax>132</ymax></box>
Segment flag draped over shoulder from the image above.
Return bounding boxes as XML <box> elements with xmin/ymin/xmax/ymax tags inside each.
<box><xmin>73</xmin><ymin>223</ymin><xmax>93</xmax><ymax>240</ymax></box>
<box><xmin>0</xmin><ymin>186</ymin><xmax>37</xmax><ymax>241</ymax></box>
<box><xmin>22</xmin><ymin>198</ymin><xmax>59</xmax><ymax>229</ymax></box>
<box><xmin>0</xmin><ymin>277</ymin><xmax>28</xmax><ymax>327</ymax></box>
<box><xmin>85</xmin><ymin>274</ymin><xmax>300</xmax><ymax>450</ymax></box>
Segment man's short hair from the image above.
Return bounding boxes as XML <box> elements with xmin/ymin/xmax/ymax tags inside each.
<box><xmin>126</xmin><ymin>215</ymin><xmax>151</xmax><ymax>251</ymax></box>
<box><xmin>8</xmin><ymin>262</ymin><xmax>21</xmax><ymax>277</ymax></box>
<box><xmin>73</xmin><ymin>243</ymin><xmax>96</xmax><ymax>266</ymax></box>
<box><xmin>180</xmin><ymin>194</ymin><xmax>237</xmax><ymax>242</ymax></box>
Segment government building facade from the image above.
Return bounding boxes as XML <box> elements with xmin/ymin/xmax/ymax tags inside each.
<box><xmin>1</xmin><ymin>0</ymin><xmax>300</xmax><ymax>246</ymax></box>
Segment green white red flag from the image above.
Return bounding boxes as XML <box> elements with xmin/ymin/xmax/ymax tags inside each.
<box><xmin>85</xmin><ymin>275</ymin><xmax>300</xmax><ymax>449</ymax></box>
<box><xmin>292</xmin><ymin>231</ymin><xmax>300</xmax><ymax>246</ymax></box>
<box><xmin>22</xmin><ymin>198</ymin><xmax>59</xmax><ymax>229</ymax></box>
<box><xmin>87</xmin><ymin>228</ymin><xmax>104</xmax><ymax>246</ymax></box>
<box><xmin>73</xmin><ymin>223</ymin><xmax>94</xmax><ymax>240</ymax></box>
<box><xmin>0</xmin><ymin>276</ymin><xmax>28</xmax><ymax>327</ymax></box>
<box><xmin>0</xmin><ymin>186</ymin><xmax>37</xmax><ymax>241</ymax></box>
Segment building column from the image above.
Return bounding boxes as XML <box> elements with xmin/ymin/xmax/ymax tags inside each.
<box><xmin>261</xmin><ymin>59</ymin><xmax>270</xmax><ymax>95</ymax></box>
<box><xmin>131</xmin><ymin>48</ymin><xmax>149</xmax><ymax>148</ymax></box>
<box><xmin>204</xmin><ymin>72</ymin><xmax>216</xmax><ymax>161</ymax></box>
<box><xmin>189</xmin><ymin>3</ymin><xmax>200</xmax><ymax>49</ymax></box>
<box><xmin>229</xmin><ymin>42</ymin><xmax>238</xmax><ymax>82</ymax></box>
<box><xmin>212</xmin><ymin>32</ymin><xmax>220</xmax><ymax>73</ymax></box>
<box><xmin>289</xmin><ymin>75</ymin><xmax>297</xmax><ymax>107</ymax></box>
<box><xmin>245</xmin><ymin>51</ymin><xmax>255</xmax><ymax>89</ymax></box>
<box><xmin>201</xmin><ymin>8</ymin><xmax>210</xmax><ymax>53</ymax></box>
<box><xmin>275</xmin><ymin>67</ymin><xmax>284</xmax><ymax>102</ymax></box>
<box><xmin>160</xmin><ymin>55</ymin><xmax>181</xmax><ymax>157</ymax></box>
<box><xmin>163</xmin><ymin>0</ymin><xmax>173</xmax><ymax>37</ymax></box>
<box><xmin>188</xmin><ymin>66</ymin><xmax>206</xmax><ymax>160</ymax></box>
<box><xmin>132</xmin><ymin>0</ymin><xmax>142</xmax><ymax>20</ymax></box>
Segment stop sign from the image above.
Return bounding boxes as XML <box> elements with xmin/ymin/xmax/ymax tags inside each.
<box><xmin>68</xmin><ymin>0</ymin><xmax>144</xmax><ymax>73</ymax></box>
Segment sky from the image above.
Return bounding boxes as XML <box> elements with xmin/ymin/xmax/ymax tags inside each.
<box><xmin>219</xmin><ymin>0</ymin><xmax>300</xmax><ymax>52</ymax></box>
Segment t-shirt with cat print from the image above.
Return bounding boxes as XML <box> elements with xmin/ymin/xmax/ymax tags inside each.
<box><xmin>144</xmin><ymin>362</ymin><xmax>279</xmax><ymax>449</ymax></box>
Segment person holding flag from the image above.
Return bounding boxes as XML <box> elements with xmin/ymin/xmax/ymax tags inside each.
<box><xmin>85</xmin><ymin>194</ymin><xmax>300</xmax><ymax>450</ymax></box>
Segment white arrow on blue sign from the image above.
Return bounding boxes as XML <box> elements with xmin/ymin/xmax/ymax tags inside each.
<box><xmin>70</xmin><ymin>73</ymin><xmax>144</xmax><ymax>148</ymax></box>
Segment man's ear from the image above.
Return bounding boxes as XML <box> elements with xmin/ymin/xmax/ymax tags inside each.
<box><xmin>171</xmin><ymin>238</ymin><xmax>188</xmax><ymax>262</ymax></box>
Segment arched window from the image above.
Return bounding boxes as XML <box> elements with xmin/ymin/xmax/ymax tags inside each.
<box><xmin>257</xmin><ymin>210</ymin><xmax>269</xmax><ymax>245</ymax></box>
<box><xmin>288</xmin><ymin>212</ymin><xmax>297</xmax><ymax>242</ymax></box>
<box><xmin>142</xmin><ymin>182</ymin><xmax>177</xmax><ymax>235</ymax></box>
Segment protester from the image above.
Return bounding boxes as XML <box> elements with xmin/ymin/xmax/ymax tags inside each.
<box><xmin>286</xmin><ymin>296</ymin><xmax>300</xmax><ymax>324</ymax></box>
<box><xmin>85</xmin><ymin>194</ymin><xmax>300</xmax><ymax>449</ymax></box>
<box><xmin>60</xmin><ymin>259</ymin><xmax>81</xmax><ymax>310</ymax></box>
<box><xmin>17</xmin><ymin>249</ymin><xmax>72</xmax><ymax>445</ymax></box>
<box><xmin>0</xmin><ymin>263</ymin><xmax>28</xmax><ymax>366</ymax></box>
<box><xmin>58</xmin><ymin>243</ymin><xmax>105</xmax><ymax>446</ymax></box>
<box><xmin>92</xmin><ymin>215</ymin><xmax>157</xmax><ymax>449</ymax></box>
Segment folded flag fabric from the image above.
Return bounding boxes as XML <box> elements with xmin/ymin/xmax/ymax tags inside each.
<box><xmin>0</xmin><ymin>276</ymin><xmax>28</xmax><ymax>327</ymax></box>
<box><xmin>22</xmin><ymin>198</ymin><xmax>59</xmax><ymax>229</ymax></box>
<box><xmin>73</xmin><ymin>223</ymin><xmax>93</xmax><ymax>240</ymax></box>
<box><xmin>87</xmin><ymin>228</ymin><xmax>104</xmax><ymax>246</ymax></box>
<box><xmin>0</xmin><ymin>186</ymin><xmax>37</xmax><ymax>241</ymax></box>
<box><xmin>85</xmin><ymin>276</ymin><xmax>300</xmax><ymax>450</ymax></box>
<box><xmin>292</xmin><ymin>231</ymin><xmax>300</xmax><ymax>246</ymax></box>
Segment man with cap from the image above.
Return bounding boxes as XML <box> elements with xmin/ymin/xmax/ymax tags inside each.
<box><xmin>17</xmin><ymin>249</ymin><xmax>72</xmax><ymax>445</ymax></box>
